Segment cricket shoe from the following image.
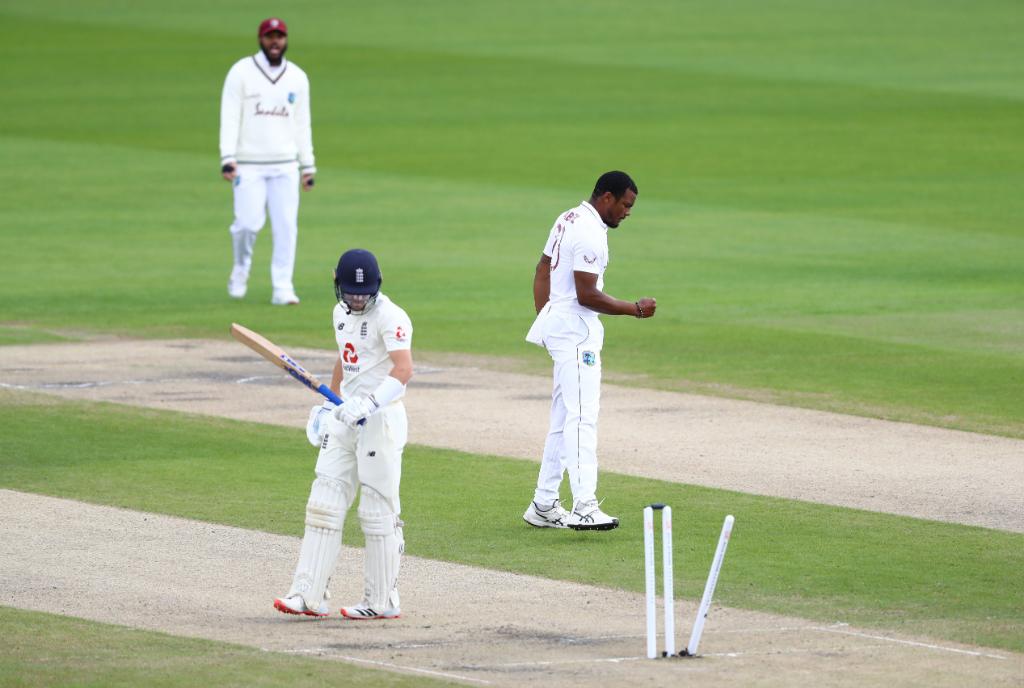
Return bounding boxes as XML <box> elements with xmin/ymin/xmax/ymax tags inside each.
<box><xmin>339</xmin><ymin>601</ymin><xmax>401</xmax><ymax>620</ymax></box>
<box><xmin>273</xmin><ymin>595</ymin><xmax>329</xmax><ymax>617</ymax></box>
<box><xmin>227</xmin><ymin>272</ymin><xmax>248</xmax><ymax>299</ymax></box>
<box><xmin>523</xmin><ymin>498</ymin><xmax>570</xmax><ymax>529</ymax></box>
<box><xmin>271</xmin><ymin>290</ymin><xmax>301</xmax><ymax>306</ymax></box>
<box><xmin>567</xmin><ymin>499</ymin><xmax>619</xmax><ymax>531</ymax></box>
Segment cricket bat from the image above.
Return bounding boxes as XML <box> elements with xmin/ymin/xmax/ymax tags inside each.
<box><xmin>230</xmin><ymin>322</ymin><xmax>343</xmax><ymax>405</ymax></box>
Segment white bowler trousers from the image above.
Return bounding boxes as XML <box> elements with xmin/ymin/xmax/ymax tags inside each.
<box><xmin>531</xmin><ymin>305</ymin><xmax>605</xmax><ymax>504</ymax></box>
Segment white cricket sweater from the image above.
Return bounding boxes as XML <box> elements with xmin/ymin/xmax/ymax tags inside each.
<box><xmin>219</xmin><ymin>52</ymin><xmax>316</xmax><ymax>172</ymax></box>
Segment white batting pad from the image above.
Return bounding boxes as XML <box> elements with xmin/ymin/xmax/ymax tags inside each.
<box><xmin>288</xmin><ymin>477</ymin><xmax>348</xmax><ymax>609</ymax></box>
<box><xmin>358</xmin><ymin>487</ymin><xmax>404</xmax><ymax>611</ymax></box>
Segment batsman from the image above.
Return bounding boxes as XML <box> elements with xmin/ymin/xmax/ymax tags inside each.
<box><xmin>274</xmin><ymin>249</ymin><xmax>414</xmax><ymax>619</ymax></box>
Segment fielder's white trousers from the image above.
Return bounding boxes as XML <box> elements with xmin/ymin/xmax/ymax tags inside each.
<box><xmin>229</xmin><ymin>162</ymin><xmax>300</xmax><ymax>296</ymax></box>
<box><xmin>532</xmin><ymin>310</ymin><xmax>604</xmax><ymax>506</ymax></box>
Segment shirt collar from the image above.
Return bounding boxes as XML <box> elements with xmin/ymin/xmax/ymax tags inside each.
<box><xmin>580</xmin><ymin>201</ymin><xmax>607</xmax><ymax>229</ymax></box>
<box><xmin>254</xmin><ymin>50</ymin><xmax>287</xmax><ymax>75</ymax></box>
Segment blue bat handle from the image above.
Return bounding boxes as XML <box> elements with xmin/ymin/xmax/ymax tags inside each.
<box><xmin>316</xmin><ymin>383</ymin><xmax>365</xmax><ymax>426</ymax></box>
<box><xmin>317</xmin><ymin>384</ymin><xmax>343</xmax><ymax>405</ymax></box>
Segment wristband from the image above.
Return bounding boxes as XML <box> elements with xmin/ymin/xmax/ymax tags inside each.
<box><xmin>368</xmin><ymin>376</ymin><xmax>406</xmax><ymax>410</ymax></box>
<box><xmin>635</xmin><ymin>301</ymin><xmax>644</xmax><ymax>318</ymax></box>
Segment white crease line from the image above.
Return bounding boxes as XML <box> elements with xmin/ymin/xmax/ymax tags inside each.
<box><xmin>702</xmin><ymin>645</ymin><xmax>889</xmax><ymax>658</ymax></box>
<box><xmin>667</xmin><ymin>622</ymin><xmax>1008</xmax><ymax>661</ymax></box>
<box><xmin>275</xmin><ymin>649</ymin><xmax>491</xmax><ymax>685</ymax></box>
<box><xmin>235</xmin><ymin>374</ymin><xmax>334</xmax><ymax>385</ymax></box>
<box><xmin>1</xmin><ymin>381</ymin><xmax>124</xmax><ymax>390</ymax></box>
<box><xmin>235</xmin><ymin>375</ymin><xmax>277</xmax><ymax>384</ymax></box>
<box><xmin>707</xmin><ymin>625</ymin><xmax>823</xmax><ymax>635</ymax></box>
<box><xmin>2</xmin><ymin>375</ymin><xmax>324</xmax><ymax>390</ymax></box>
<box><xmin>2</xmin><ymin>378</ymin><xmax>188</xmax><ymax>390</ymax></box>
<box><xmin>335</xmin><ymin>655</ymin><xmax>494</xmax><ymax>685</ymax></box>
<box><xmin>469</xmin><ymin>656</ymin><xmax>642</xmax><ymax>668</ymax></box>
<box><xmin>813</xmin><ymin>627</ymin><xmax>1008</xmax><ymax>660</ymax></box>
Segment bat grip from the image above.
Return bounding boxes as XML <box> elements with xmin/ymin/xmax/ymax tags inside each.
<box><xmin>317</xmin><ymin>384</ymin><xmax>343</xmax><ymax>405</ymax></box>
<box><xmin>316</xmin><ymin>384</ymin><xmax>366</xmax><ymax>426</ymax></box>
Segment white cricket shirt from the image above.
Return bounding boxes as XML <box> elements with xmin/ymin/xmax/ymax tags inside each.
<box><xmin>332</xmin><ymin>294</ymin><xmax>413</xmax><ymax>399</ymax></box>
<box><xmin>541</xmin><ymin>201</ymin><xmax>609</xmax><ymax>316</ymax></box>
<box><xmin>219</xmin><ymin>52</ymin><xmax>316</xmax><ymax>172</ymax></box>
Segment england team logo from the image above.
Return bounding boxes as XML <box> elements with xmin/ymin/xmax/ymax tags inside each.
<box><xmin>582</xmin><ymin>351</ymin><xmax>597</xmax><ymax>366</ymax></box>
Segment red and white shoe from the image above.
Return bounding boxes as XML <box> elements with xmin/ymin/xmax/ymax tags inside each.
<box><xmin>273</xmin><ymin>595</ymin><xmax>329</xmax><ymax>617</ymax></box>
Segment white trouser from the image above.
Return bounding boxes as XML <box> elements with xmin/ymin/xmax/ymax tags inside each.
<box><xmin>532</xmin><ymin>311</ymin><xmax>604</xmax><ymax>505</ymax></box>
<box><xmin>316</xmin><ymin>404</ymin><xmax>407</xmax><ymax>514</ymax></box>
<box><xmin>288</xmin><ymin>403</ymin><xmax>408</xmax><ymax>608</ymax></box>
<box><xmin>229</xmin><ymin>162</ymin><xmax>300</xmax><ymax>295</ymax></box>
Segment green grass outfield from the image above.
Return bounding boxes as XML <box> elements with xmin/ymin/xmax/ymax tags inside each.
<box><xmin>2</xmin><ymin>395</ymin><xmax>1022</xmax><ymax>653</ymax></box>
<box><xmin>0</xmin><ymin>607</ymin><xmax>457</xmax><ymax>688</ymax></box>
<box><xmin>1</xmin><ymin>0</ymin><xmax>1022</xmax><ymax>436</ymax></box>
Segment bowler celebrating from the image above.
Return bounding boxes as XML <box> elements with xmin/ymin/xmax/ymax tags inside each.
<box><xmin>523</xmin><ymin>171</ymin><xmax>657</xmax><ymax>531</ymax></box>
<box><xmin>220</xmin><ymin>17</ymin><xmax>316</xmax><ymax>305</ymax></box>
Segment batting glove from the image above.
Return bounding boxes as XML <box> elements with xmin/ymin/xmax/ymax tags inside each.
<box><xmin>305</xmin><ymin>401</ymin><xmax>336</xmax><ymax>446</ymax></box>
<box><xmin>334</xmin><ymin>396</ymin><xmax>377</xmax><ymax>429</ymax></box>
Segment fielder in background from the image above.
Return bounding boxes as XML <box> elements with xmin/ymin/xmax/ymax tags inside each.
<box><xmin>524</xmin><ymin>171</ymin><xmax>657</xmax><ymax>531</ymax></box>
<box><xmin>275</xmin><ymin>249</ymin><xmax>414</xmax><ymax>620</ymax></box>
<box><xmin>220</xmin><ymin>17</ymin><xmax>316</xmax><ymax>306</ymax></box>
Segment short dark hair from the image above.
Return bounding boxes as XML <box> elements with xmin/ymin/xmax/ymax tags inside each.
<box><xmin>592</xmin><ymin>171</ymin><xmax>637</xmax><ymax>199</ymax></box>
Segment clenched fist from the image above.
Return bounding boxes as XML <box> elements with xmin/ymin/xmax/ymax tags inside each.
<box><xmin>635</xmin><ymin>297</ymin><xmax>657</xmax><ymax>318</ymax></box>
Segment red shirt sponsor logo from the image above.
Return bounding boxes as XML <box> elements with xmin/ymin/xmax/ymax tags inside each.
<box><xmin>395</xmin><ymin>326</ymin><xmax>406</xmax><ymax>341</ymax></box>
<box><xmin>342</xmin><ymin>342</ymin><xmax>358</xmax><ymax>364</ymax></box>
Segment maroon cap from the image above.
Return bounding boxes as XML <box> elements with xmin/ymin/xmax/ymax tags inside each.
<box><xmin>258</xmin><ymin>18</ymin><xmax>288</xmax><ymax>37</ymax></box>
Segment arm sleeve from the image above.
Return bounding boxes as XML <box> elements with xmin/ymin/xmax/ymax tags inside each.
<box><xmin>571</xmin><ymin>233</ymin><xmax>603</xmax><ymax>275</ymax></box>
<box><xmin>219</xmin><ymin>64</ymin><xmax>243</xmax><ymax>164</ymax></box>
<box><xmin>296</xmin><ymin>73</ymin><xmax>316</xmax><ymax>173</ymax></box>
<box><xmin>381</xmin><ymin>310</ymin><xmax>413</xmax><ymax>352</ymax></box>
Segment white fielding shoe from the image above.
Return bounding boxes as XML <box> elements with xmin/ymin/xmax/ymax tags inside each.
<box><xmin>271</xmin><ymin>291</ymin><xmax>300</xmax><ymax>306</ymax></box>
<box><xmin>227</xmin><ymin>275</ymin><xmax>248</xmax><ymax>299</ymax></box>
<box><xmin>523</xmin><ymin>499</ymin><xmax>570</xmax><ymax>529</ymax></box>
<box><xmin>273</xmin><ymin>595</ymin><xmax>329</xmax><ymax>617</ymax></box>
<box><xmin>567</xmin><ymin>499</ymin><xmax>619</xmax><ymax>531</ymax></box>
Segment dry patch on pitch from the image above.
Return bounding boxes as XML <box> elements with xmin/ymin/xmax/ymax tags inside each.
<box><xmin>2</xmin><ymin>490</ymin><xmax>1019</xmax><ymax>688</ymax></box>
<box><xmin>1</xmin><ymin>338</ymin><xmax>1021</xmax><ymax>531</ymax></box>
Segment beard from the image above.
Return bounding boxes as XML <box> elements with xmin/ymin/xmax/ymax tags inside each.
<box><xmin>261</xmin><ymin>43</ymin><xmax>288</xmax><ymax>66</ymax></box>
